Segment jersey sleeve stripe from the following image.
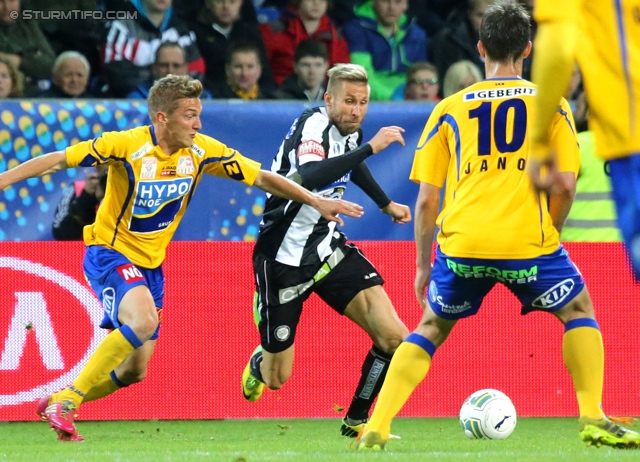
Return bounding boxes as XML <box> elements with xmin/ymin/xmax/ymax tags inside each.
<box><xmin>426</xmin><ymin>114</ymin><xmax>462</xmax><ymax>182</ymax></box>
<box><xmin>557</xmin><ymin>107</ymin><xmax>578</xmax><ymax>142</ymax></box>
<box><xmin>78</xmin><ymin>153</ymin><xmax>97</xmax><ymax>167</ymax></box>
<box><xmin>90</xmin><ymin>139</ymin><xmax>110</xmax><ymax>161</ymax></box>
<box><xmin>110</xmin><ymin>159</ymin><xmax>136</xmax><ymax>247</ymax></box>
<box><xmin>536</xmin><ymin>193</ymin><xmax>546</xmax><ymax>248</ymax></box>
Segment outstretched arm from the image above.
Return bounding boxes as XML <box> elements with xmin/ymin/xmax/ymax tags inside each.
<box><xmin>298</xmin><ymin>126</ymin><xmax>405</xmax><ymax>190</ymax></box>
<box><xmin>0</xmin><ymin>151</ymin><xmax>68</xmax><ymax>190</ymax></box>
<box><xmin>253</xmin><ymin>170</ymin><xmax>363</xmax><ymax>226</ymax></box>
<box><xmin>351</xmin><ymin>162</ymin><xmax>411</xmax><ymax>224</ymax></box>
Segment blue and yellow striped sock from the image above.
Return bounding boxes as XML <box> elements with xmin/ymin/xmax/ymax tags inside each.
<box><xmin>82</xmin><ymin>370</ymin><xmax>127</xmax><ymax>403</ymax></box>
<box><xmin>53</xmin><ymin>326</ymin><xmax>142</xmax><ymax>407</ymax></box>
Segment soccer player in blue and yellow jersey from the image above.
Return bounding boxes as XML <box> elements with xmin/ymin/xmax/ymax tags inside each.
<box><xmin>529</xmin><ymin>1</ymin><xmax>640</xmax><ymax>278</ymax></box>
<box><xmin>0</xmin><ymin>75</ymin><xmax>364</xmax><ymax>441</ymax></box>
<box><xmin>357</xmin><ymin>2</ymin><xmax>640</xmax><ymax>450</ymax></box>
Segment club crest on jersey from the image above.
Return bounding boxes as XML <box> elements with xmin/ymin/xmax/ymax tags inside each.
<box><xmin>141</xmin><ymin>157</ymin><xmax>157</xmax><ymax>179</ymax></box>
<box><xmin>332</xmin><ymin>143</ymin><xmax>342</xmax><ymax>155</ymax></box>
<box><xmin>177</xmin><ymin>156</ymin><xmax>195</xmax><ymax>175</ymax></box>
<box><xmin>318</xmin><ymin>174</ymin><xmax>349</xmax><ymax>199</ymax></box>
<box><xmin>131</xmin><ymin>142</ymin><xmax>153</xmax><ymax>161</ymax></box>
<box><xmin>190</xmin><ymin>143</ymin><xmax>205</xmax><ymax>157</ymax></box>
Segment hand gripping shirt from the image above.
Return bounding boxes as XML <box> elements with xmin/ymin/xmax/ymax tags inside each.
<box><xmin>65</xmin><ymin>125</ymin><xmax>261</xmax><ymax>268</ymax></box>
<box><xmin>410</xmin><ymin>78</ymin><xmax>579</xmax><ymax>259</ymax></box>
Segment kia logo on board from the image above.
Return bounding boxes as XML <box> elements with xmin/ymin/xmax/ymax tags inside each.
<box><xmin>0</xmin><ymin>257</ymin><xmax>106</xmax><ymax>406</ymax></box>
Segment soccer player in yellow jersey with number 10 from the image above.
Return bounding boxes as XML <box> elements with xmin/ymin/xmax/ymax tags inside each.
<box><xmin>357</xmin><ymin>1</ymin><xmax>640</xmax><ymax>451</ymax></box>
<box><xmin>0</xmin><ymin>75</ymin><xmax>364</xmax><ymax>441</ymax></box>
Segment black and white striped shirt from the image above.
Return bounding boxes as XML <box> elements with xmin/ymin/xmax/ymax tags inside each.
<box><xmin>254</xmin><ymin>107</ymin><xmax>363</xmax><ymax>268</ymax></box>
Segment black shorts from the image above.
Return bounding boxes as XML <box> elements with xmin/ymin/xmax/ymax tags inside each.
<box><xmin>253</xmin><ymin>241</ymin><xmax>384</xmax><ymax>353</ymax></box>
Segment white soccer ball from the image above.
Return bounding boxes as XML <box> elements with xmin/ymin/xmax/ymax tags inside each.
<box><xmin>459</xmin><ymin>389</ymin><xmax>517</xmax><ymax>440</ymax></box>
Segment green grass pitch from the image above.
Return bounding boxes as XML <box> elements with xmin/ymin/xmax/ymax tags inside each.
<box><xmin>0</xmin><ymin>418</ymin><xmax>637</xmax><ymax>461</ymax></box>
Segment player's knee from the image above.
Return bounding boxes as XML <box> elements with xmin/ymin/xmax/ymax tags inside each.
<box><xmin>377</xmin><ymin>334</ymin><xmax>405</xmax><ymax>354</ymax></box>
<box><xmin>130</xmin><ymin>320</ymin><xmax>158</xmax><ymax>342</ymax></box>
<box><xmin>127</xmin><ymin>308</ymin><xmax>159</xmax><ymax>342</ymax></box>
<box><xmin>554</xmin><ymin>288</ymin><xmax>594</xmax><ymax>324</ymax></box>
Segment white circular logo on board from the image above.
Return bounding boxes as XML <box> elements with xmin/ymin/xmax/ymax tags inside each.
<box><xmin>0</xmin><ymin>257</ymin><xmax>105</xmax><ymax>406</ymax></box>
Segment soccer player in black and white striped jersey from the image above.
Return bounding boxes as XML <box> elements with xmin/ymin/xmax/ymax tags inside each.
<box><xmin>241</xmin><ymin>63</ymin><xmax>412</xmax><ymax>437</ymax></box>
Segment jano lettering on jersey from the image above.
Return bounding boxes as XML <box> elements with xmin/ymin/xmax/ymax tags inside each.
<box><xmin>463</xmin><ymin>157</ymin><xmax>527</xmax><ymax>175</ymax></box>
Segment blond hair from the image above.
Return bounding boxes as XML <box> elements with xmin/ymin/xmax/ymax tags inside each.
<box><xmin>148</xmin><ymin>74</ymin><xmax>203</xmax><ymax>118</ymax></box>
<box><xmin>0</xmin><ymin>56</ymin><xmax>24</xmax><ymax>97</ymax></box>
<box><xmin>442</xmin><ymin>60</ymin><xmax>483</xmax><ymax>97</ymax></box>
<box><xmin>326</xmin><ymin>63</ymin><xmax>368</xmax><ymax>94</ymax></box>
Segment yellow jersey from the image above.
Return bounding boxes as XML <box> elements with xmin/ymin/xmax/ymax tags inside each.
<box><xmin>410</xmin><ymin>78</ymin><xmax>579</xmax><ymax>259</ymax></box>
<box><xmin>65</xmin><ymin>125</ymin><xmax>261</xmax><ymax>268</ymax></box>
<box><xmin>534</xmin><ymin>0</ymin><xmax>640</xmax><ymax>160</ymax></box>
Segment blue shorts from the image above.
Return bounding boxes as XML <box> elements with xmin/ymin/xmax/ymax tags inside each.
<box><xmin>83</xmin><ymin>245</ymin><xmax>165</xmax><ymax>340</ymax></box>
<box><xmin>427</xmin><ymin>246</ymin><xmax>585</xmax><ymax>320</ymax></box>
<box><xmin>608</xmin><ymin>154</ymin><xmax>640</xmax><ymax>279</ymax></box>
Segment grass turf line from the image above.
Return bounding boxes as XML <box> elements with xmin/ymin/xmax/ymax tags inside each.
<box><xmin>0</xmin><ymin>418</ymin><xmax>637</xmax><ymax>461</ymax></box>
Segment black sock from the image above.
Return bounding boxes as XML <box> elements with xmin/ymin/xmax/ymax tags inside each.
<box><xmin>345</xmin><ymin>345</ymin><xmax>393</xmax><ymax>422</ymax></box>
<box><xmin>250</xmin><ymin>349</ymin><xmax>265</xmax><ymax>383</ymax></box>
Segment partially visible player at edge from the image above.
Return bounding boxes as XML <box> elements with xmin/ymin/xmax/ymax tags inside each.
<box><xmin>357</xmin><ymin>1</ymin><xmax>640</xmax><ymax>451</ymax></box>
<box><xmin>528</xmin><ymin>0</ymin><xmax>640</xmax><ymax>279</ymax></box>
<box><xmin>0</xmin><ymin>74</ymin><xmax>364</xmax><ymax>442</ymax></box>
